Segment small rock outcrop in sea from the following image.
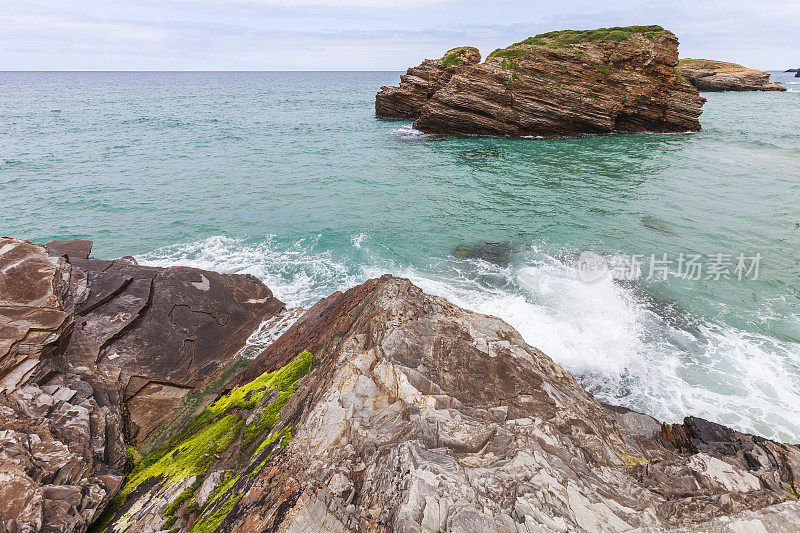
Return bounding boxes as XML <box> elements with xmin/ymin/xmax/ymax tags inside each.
<box><xmin>0</xmin><ymin>237</ymin><xmax>284</xmax><ymax>532</ymax></box>
<box><xmin>452</xmin><ymin>241</ymin><xmax>518</xmax><ymax>266</ymax></box>
<box><xmin>377</xmin><ymin>26</ymin><xmax>706</xmax><ymax>136</ymax></box>
<box><xmin>375</xmin><ymin>47</ymin><xmax>481</xmax><ymax>119</ymax></box>
<box><xmin>100</xmin><ymin>274</ymin><xmax>800</xmax><ymax>532</ymax></box>
<box><xmin>678</xmin><ymin>59</ymin><xmax>787</xmax><ymax>91</ymax></box>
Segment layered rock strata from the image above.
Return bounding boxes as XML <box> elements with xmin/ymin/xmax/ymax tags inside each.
<box><xmin>678</xmin><ymin>59</ymin><xmax>787</xmax><ymax>91</ymax></box>
<box><xmin>377</xmin><ymin>26</ymin><xmax>706</xmax><ymax>136</ymax></box>
<box><xmin>0</xmin><ymin>237</ymin><xmax>283</xmax><ymax>532</ymax></box>
<box><xmin>376</xmin><ymin>47</ymin><xmax>481</xmax><ymax>119</ymax></box>
<box><xmin>101</xmin><ymin>274</ymin><xmax>800</xmax><ymax>533</ymax></box>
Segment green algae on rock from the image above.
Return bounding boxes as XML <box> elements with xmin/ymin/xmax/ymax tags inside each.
<box><xmin>94</xmin><ymin>351</ymin><xmax>313</xmax><ymax>533</ymax></box>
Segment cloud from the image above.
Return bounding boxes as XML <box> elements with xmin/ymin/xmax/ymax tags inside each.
<box><xmin>1</xmin><ymin>0</ymin><xmax>797</xmax><ymax>70</ymax></box>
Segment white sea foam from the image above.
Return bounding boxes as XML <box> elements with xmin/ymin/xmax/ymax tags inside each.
<box><xmin>392</xmin><ymin>124</ymin><xmax>430</xmax><ymax>139</ymax></box>
<box><xmin>137</xmin><ymin>234</ymin><xmax>363</xmax><ymax>308</ymax></box>
<box><xmin>399</xmin><ymin>253</ymin><xmax>800</xmax><ymax>442</ymax></box>
<box><xmin>138</xmin><ymin>235</ymin><xmax>800</xmax><ymax>442</ymax></box>
<box><xmin>351</xmin><ymin>233</ymin><xmax>365</xmax><ymax>249</ymax></box>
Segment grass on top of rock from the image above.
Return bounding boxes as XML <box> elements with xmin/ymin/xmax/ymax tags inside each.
<box><xmin>441</xmin><ymin>47</ymin><xmax>473</xmax><ymax>67</ymax></box>
<box><xmin>489</xmin><ymin>25</ymin><xmax>666</xmax><ymax>55</ymax></box>
<box><xmin>441</xmin><ymin>52</ymin><xmax>461</xmax><ymax>67</ymax></box>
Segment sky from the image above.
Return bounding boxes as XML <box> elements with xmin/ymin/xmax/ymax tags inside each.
<box><xmin>1</xmin><ymin>0</ymin><xmax>798</xmax><ymax>70</ymax></box>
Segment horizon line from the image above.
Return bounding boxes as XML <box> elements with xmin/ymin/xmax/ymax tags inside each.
<box><xmin>0</xmin><ymin>69</ymin><xmax>407</xmax><ymax>73</ymax></box>
<box><xmin>1</xmin><ymin>67</ymin><xmax>793</xmax><ymax>73</ymax></box>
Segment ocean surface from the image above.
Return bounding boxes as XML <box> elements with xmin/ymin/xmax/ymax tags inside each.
<box><xmin>2</xmin><ymin>71</ymin><xmax>799</xmax><ymax>442</ymax></box>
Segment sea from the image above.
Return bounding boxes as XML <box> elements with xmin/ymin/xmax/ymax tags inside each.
<box><xmin>2</xmin><ymin>70</ymin><xmax>798</xmax><ymax>442</ymax></box>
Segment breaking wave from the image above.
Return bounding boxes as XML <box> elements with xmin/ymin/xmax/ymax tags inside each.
<box><xmin>138</xmin><ymin>234</ymin><xmax>800</xmax><ymax>442</ymax></box>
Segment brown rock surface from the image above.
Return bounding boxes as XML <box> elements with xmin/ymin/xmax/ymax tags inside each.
<box><xmin>678</xmin><ymin>59</ymin><xmax>787</xmax><ymax>91</ymax></box>
<box><xmin>102</xmin><ymin>275</ymin><xmax>800</xmax><ymax>533</ymax></box>
<box><xmin>0</xmin><ymin>237</ymin><xmax>284</xmax><ymax>532</ymax></box>
<box><xmin>375</xmin><ymin>47</ymin><xmax>481</xmax><ymax>119</ymax></box>
<box><xmin>376</xmin><ymin>26</ymin><xmax>706</xmax><ymax>137</ymax></box>
<box><xmin>45</xmin><ymin>239</ymin><xmax>94</xmax><ymax>260</ymax></box>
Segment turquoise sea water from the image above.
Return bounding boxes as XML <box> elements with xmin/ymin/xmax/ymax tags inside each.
<box><xmin>2</xmin><ymin>71</ymin><xmax>799</xmax><ymax>441</ymax></box>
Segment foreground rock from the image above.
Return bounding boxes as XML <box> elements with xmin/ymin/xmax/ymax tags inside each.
<box><xmin>378</xmin><ymin>26</ymin><xmax>706</xmax><ymax>136</ymax></box>
<box><xmin>376</xmin><ymin>47</ymin><xmax>481</xmax><ymax>119</ymax></box>
<box><xmin>0</xmin><ymin>237</ymin><xmax>283</xmax><ymax>532</ymax></box>
<box><xmin>101</xmin><ymin>275</ymin><xmax>800</xmax><ymax>532</ymax></box>
<box><xmin>678</xmin><ymin>59</ymin><xmax>786</xmax><ymax>91</ymax></box>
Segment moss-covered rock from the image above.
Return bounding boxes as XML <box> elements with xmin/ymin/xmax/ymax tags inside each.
<box><xmin>94</xmin><ymin>352</ymin><xmax>313</xmax><ymax>533</ymax></box>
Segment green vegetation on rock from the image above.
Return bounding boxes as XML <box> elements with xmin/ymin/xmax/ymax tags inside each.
<box><xmin>526</xmin><ymin>25</ymin><xmax>665</xmax><ymax>45</ymax></box>
<box><xmin>94</xmin><ymin>351</ymin><xmax>313</xmax><ymax>533</ymax></box>
<box><xmin>441</xmin><ymin>47</ymin><xmax>473</xmax><ymax>67</ymax></box>
<box><xmin>241</xmin><ymin>350</ymin><xmax>312</xmax><ymax>449</ymax></box>
<box><xmin>442</xmin><ymin>52</ymin><xmax>461</xmax><ymax>67</ymax></box>
<box><xmin>125</xmin><ymin>445</ymin><xmax>143</xmax><ymax>472</ymax></box>
<box><xmin>489</xmin><ymin>25</ymin><xmax>666</xmax><ymax>59</ymax></box>
<box><xmin>189</xmin><ymin>492</ymin><xmax>243</xmax><ymax>533</ymax></box>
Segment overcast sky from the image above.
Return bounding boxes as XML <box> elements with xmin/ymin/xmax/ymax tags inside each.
<box><xmin>2</xmin><ymin>0</ymin><xmax>797</xmax><ymax>70</ymax></box>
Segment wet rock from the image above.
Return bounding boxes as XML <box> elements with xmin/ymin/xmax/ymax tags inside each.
<box><xmin>64</xmin><ymin>256</ymin><xmax>284</xmax><ymax>444</ymax></box>
<box><xmin>380</xmin><ymin>26</ymin><xmax>706</xmax><ymax>137</ymax></box>
<box><xmin>678</xmin><ymin>58</ymin><xmax>787</xmax><ymax>91</ymax></box>
<box><xmin>451</xmin><ymin>241</ymin><xmax>517</xmax><ymax>266</ymax></box>
<box><xmin>45</xmin><ymin>239</ymin><xmax>94</xmax><ymax>260</ymax></box>
<box><xmin>376</xmin><ymin>47</ymin><xmax>481</xmax><ymax>119</ymax></box>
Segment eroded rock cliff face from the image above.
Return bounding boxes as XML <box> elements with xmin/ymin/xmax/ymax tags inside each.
<box><xmin>100</xmin><ymin>275</ymin><xmax>800</xmax><ymax>533</ymax></box>
<box><xmin>678</xmin><ymin>59</ymin><xmax>786</xmax><ymax>92</ymax></box>
<box><xmin>375</xmin><ymin>47</ymin><xmax>481</xmax><ymax>119</ymax></box>
<box><xmin>0</xmin><ymin>237</ymin><xmax>284</xmax><ymax>532</ymax></box>
<box><xmin>377</xmin><ymin>26</ymin><xmax>706</xmax><ymax>136</ymax></box>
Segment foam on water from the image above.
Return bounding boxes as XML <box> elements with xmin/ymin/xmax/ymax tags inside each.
<box><xmin>138</xmin><ymin>234</ymin><xmax>364</xmax><ymax>308</ymax></box>
<box><xmin>139</xmin><ymin>234</ymin><xmax>800</xmax><ymax>442</ymax></box>
<box><xmin>4</xmin><ymin>72</ymin><xmax>799</xmax><ymax>444</ymax></box>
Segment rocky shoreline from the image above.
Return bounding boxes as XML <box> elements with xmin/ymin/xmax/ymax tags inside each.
<box><xmin>2</xmin><ymin>237</ymin><xmax>800</xmax><ymax>532</ymax></box>
<box><xmin>376</xmin><ymin>26</ymin><xmax>706</xmax><ymax>137</ymax></box>
<box><xmin>678</xmin><ymin>59</ymin><xmax>787</xmax><ymax>92</ymax></box>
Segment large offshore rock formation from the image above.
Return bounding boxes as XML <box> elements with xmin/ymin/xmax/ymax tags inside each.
<box><xmin>377</xmin><ymin>26</ymin><xmax>706</xmax><ymax>136</ymax></box>
<box><xmin>0</xmin><ymin>237</ymin><xmax>284</xmax><ymax>532</ymax></box>
<box><xmin>100</xmin><ymin>275</ymin><xmax>800</xmax><ymax>533</ymax></box>
<box><xmin>678</xmin><ymin>59</ymin><xmax>787</xmax><ymax>92</ymax></box>
<box><xmin>376</xmin><ymin>47</ymin><xmax>481</xmax><ymax>119</ymax></box>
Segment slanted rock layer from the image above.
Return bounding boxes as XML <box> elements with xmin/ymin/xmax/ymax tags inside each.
<box><xmin>377</xmin><ymin>26</ymin><xmax>706</xmax><ymax>136</ymax></box>
<box><xmin>375</xmin><ymin>47</ymin><xmax>481</xmax><ymax>119</ymax></box>
<box><xmin>678</xmin><ymin>59</ymin><xmax>787</xmax><ymax>92</ymax></box>
<box><xmin>103</xmin><ymin>275</ymin><xmax>800</xmax><ymax>533</ymax></box>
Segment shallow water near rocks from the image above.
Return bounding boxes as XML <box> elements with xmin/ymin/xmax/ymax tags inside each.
<box><xmin>2</xmin><ymin>71</ymin><xmax>799</xmax><ymax>441</ymax></box>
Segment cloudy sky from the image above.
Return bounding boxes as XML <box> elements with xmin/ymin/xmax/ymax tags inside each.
<box><xmin>2</xmin><ymin>0</ymin><xmax>798</xmax><ymax>70</ymax></box>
